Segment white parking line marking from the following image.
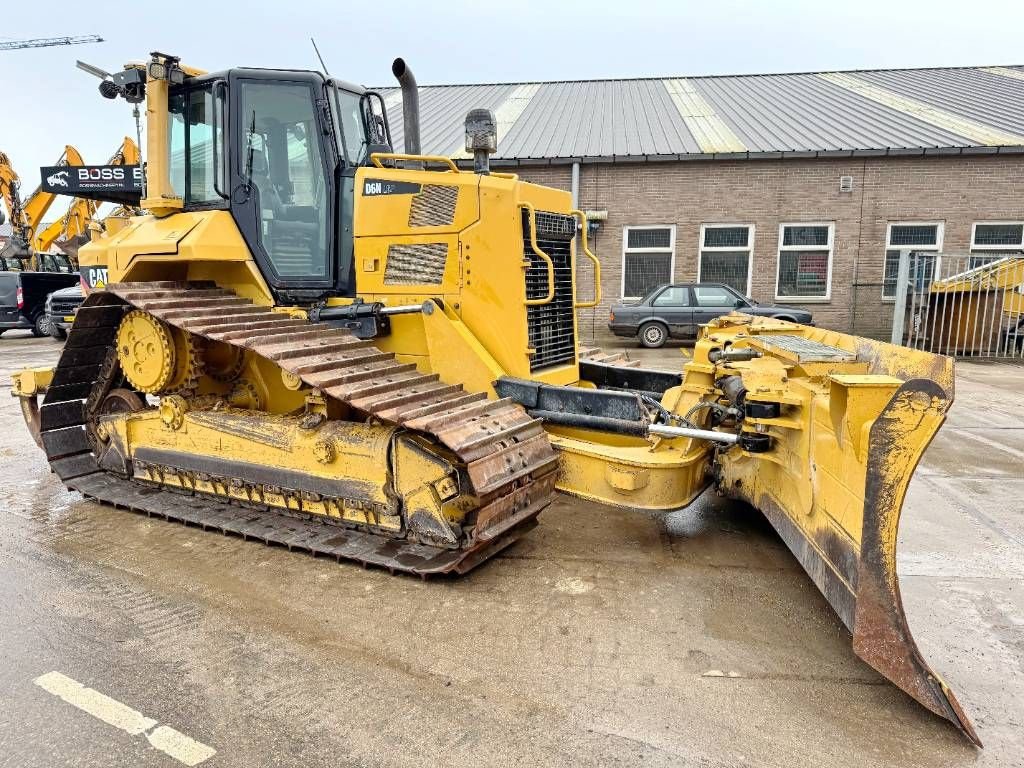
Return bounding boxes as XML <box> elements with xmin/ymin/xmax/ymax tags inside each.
<box><xmin>952</xmin><ymin>428</ymin><xmax>1024</xmax><ymax>460</ymax></box>
<box><xmin>34</xmin><ymin>672</ymin><xmax>157</xmax><ymax>735</ymax></box>
<box><xmin>147</xmin><ymin>726</ymin><xmax>218</xmax><ymax>767</ymax></box>
<box><xmin>33</xmin><ymin>671</ymin><xmax>216</xmax><ymax>765</ymax></box>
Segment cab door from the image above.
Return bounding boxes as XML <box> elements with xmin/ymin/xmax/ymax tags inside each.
<box><xmin>229</xmin><ymin>73</ymin><xmax>338</xmax><ymax>300</ymax></box>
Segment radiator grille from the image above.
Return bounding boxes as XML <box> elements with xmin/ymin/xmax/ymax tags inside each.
<box><xmin>50</xmin><ymin>297</ymin><xmax>83</xmax><ymax>315</ymax></box>
<box><xmin>523</xmin><ymin>210</ymin><xmax>577</xmax><ymax>371</ymax></box>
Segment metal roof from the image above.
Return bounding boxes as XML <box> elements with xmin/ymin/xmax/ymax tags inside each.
<box><xmin>377</xmin><ymin>65</ymin><xmax>1024</xmax><ymax>165</ymax></box>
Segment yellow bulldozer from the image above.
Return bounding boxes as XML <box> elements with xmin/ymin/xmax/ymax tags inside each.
<box><xmin>11</xmin><ymin>52</ymin><xmax>978</xmax><ymax>746</ymax></box>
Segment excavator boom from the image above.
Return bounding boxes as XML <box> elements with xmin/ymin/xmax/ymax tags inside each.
<box><xmin>21</xmin><ymin>146</ymin><xmax>85</xmax><ymax>247</ymax></box>
<box><xmin>0</xmin><ymin>146</ymin><xmax>86</xmax><ymax>270</ymax></box>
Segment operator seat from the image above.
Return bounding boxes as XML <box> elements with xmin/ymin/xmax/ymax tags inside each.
<box><xmin>249</xmin><ymin>149</ymin><xmax>320</xmax><ymax>276</ymax></box>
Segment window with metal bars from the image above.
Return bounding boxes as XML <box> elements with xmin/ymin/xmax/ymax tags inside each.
<box><xmin>627</xmin><ymin>227</ymin><xmax>672</xmax><ymax>249</ymax></box>
<box><xmin>970</xmin><ymin>222</ymin><xmax>1024</xmax><ymax>267</ymax></box>
<box><xmin>776</xmin><ymin>223</ymin><xmax>832</xmax><ymax>299</ymax></box>
<box><xmin>883</xmin><ymin>223</ymin><xmax>943</xmax><ymax>298</ymax></box>
<box><xmin>699</xmin><ymin>224</ymin><xmax>752</xmax><ymax>295</ymax></box>
<box><xmin>622</xmin><ymin>226</ymin><xmax>674</xmax><ymax>299</ymax></box>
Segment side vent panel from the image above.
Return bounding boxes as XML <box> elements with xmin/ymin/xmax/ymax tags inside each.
<box><xmin>408</xmin><ymin>185</ymin><xmax>459</xmax><ymax>227</ymax></box>
<box><xmin>384</xmin><ymin>242</ymin><xmax>448</xmax><ymax>285</ymax></box>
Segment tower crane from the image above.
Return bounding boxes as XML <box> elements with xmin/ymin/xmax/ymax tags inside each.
<box><xmin>0</xmin><ymin>35</ymin><xmax>102</xmax><ymax>52</ymax></box>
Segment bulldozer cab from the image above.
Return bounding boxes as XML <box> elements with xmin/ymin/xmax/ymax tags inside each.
<box><xmin>166</xmin><ymin>68</ymin><xmax>382</xmax><ymax>302</ymax></box>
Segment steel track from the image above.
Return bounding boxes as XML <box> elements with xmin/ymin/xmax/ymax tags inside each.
<box><xmin>37</xmin><ymin>283</ymin><xmax>559</xmax><ymax>576</ymax></box>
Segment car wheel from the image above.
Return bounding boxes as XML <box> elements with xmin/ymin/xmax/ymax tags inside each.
<box><xmin>50</xmin><ymin>324</ymin><xmax>67</xmax><ymax>341</ymax></box>
<box><xmin>773</xmin><ymin>315</ymin><xmax>797</xmax><ymax>323</ymax></box>
<box><xmin>31</xmin><ymin>312</ymin><xmax>50</xmax><ymax>338</ymax></box>
<box><xmin>638</xmin><ymin>321</ymin><xmax>668</xmax><ymax>348</ymax></box>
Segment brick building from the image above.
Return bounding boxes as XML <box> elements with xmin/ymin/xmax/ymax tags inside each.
<box><xmin>382</xmin><ymin>65</ymin><xmax>1024</xmax><ymax>343</ymax></box>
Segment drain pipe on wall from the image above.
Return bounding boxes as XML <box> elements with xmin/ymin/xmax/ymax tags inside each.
<box><xmin>569</xmin><ymin>161</ymin><xmax>595</xmax><ymax>342</ymax></box>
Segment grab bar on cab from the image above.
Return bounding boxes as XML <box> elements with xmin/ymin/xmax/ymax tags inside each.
<box><xmin>370</xmin><ymin>152</ymin><xmax>460</xmax><ymax>172</ymax></box>
<box><xmin>519</xmin><ymin>202</ymin><xmax>556</xmax><ymax>307</ymax></box>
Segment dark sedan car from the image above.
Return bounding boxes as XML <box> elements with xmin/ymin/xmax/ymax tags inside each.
<box><xmin>45</xmin><ymin>283</ymin><xmax>85</xmax><ymax>340</ymax></box>
<box><xmin>608</xmin><ymin>282</ymin><xmax>814</xmax><ymax>348</ymax></box>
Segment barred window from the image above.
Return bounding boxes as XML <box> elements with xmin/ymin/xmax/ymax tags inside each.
<box><xmin>627</xmin><ymin>227</ymin><xmax>672</xmax><ymax>250</ymax></box>
<box><xmin>972</xmin><ymin>223</ymin><xmax>1023</xmax><ymax>247</ymax></box>
<box><xmin>782</xmin><ymin>225</ymin><xmax>829</xmax><ymax>247</ymax></box>
<box><xmin>703</xmin><ymin>226</ymin><xmax>749</xmax><ymax>249</ymax></box>
<box><xmin>699</xmin><ymin>224</ymin><xmax>753</xmax><ymax>295</ymax></box>
<box><xmin>622</xmin><ymin>226</ymin><xmax>674</xmax><ymax>298</ymax></box>
<box><xmin>970</xmin><ymin>223</ymin><xmax>1024</xmax><ymax>267</ymax></box>
<box><xmin>883</xmin><ymin>223</ymin><xmax>943</xmax><ymax>298</ymax></box>
<box><xmin>777</xmin><ymin>223</ymin><xmax>832</xmax><ymax>299</ymax></box>
<box><xmin>889</xmin><ymin>225</ymin><xmax>938</xmax><ymax>247</ymax></box>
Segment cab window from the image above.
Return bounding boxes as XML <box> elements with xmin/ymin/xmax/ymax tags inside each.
<box><xmin>333</xmin><ymin>89</ymin><xmax>368</xmax><ymax>165</ymax></box>
<box><xmin>239</xmin><ymin>81</ymin><xmax>330</xmax><ymax>279</ymax></box>
<box><xmin>169</xmin><ymin>85</ymin><xmax>226</xmax><ymax>205</ymax></box>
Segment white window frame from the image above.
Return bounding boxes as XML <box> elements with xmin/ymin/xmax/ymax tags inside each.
<box><xmin>621</xmin><ymin>225</ymin><xmax>676</xmax><ymax>299</ymax></box>
<box><xmin>883</xmin><ymin>221</ymin><xmax>944</xmax><ymax>300</ymax></box>
<box><xmin>970</xmin><ymin>221</ymin><xmax>1024</xmax><ymax>252</ymax></box>
<box><xmin>775</xmin><ymin>222</ymin><xmax>834</xmax><ymax>303</ymax></box>
<box><xmin>697</xmin><ymin>223</ymin><xmax>755</xmax><ymax>297</ymax></box>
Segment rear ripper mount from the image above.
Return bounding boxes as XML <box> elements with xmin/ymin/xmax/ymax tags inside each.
<box><xmin>35</xmin><ymin>282</ymin><xmax>561</xmax><ymax>576</ymax></box>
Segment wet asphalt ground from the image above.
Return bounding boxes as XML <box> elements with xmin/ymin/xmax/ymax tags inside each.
<box><xmin>0</xmin><ymin>331</ymin><xmax>1021</xmax><ymax>767</ymax></box>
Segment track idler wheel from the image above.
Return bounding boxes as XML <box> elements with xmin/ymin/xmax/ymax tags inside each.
<box><xmin>98</xmin><ymin>388</ymin><xmax>146</xmax><ymax>415</ymax></box>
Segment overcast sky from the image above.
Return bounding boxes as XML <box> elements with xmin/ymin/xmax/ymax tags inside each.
<box><xmin>3</xmin><ymin>0</ymin><xmax>1023</xmax><ymax>219</ymax></box>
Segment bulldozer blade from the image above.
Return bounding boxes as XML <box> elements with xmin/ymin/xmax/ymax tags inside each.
<box><xmin>20</xmin><ymin>394</ymin><xmax>43</xmax><ymax>449</ymax></box>
<box><xmin>749</xmin><ymin>378</ymin><xmax>979</xmax><ymax>745</ymax></box>
<box><xmin>854</xmin><ymin>378</ymin><xmax>981</xmax><ymax>746</ymax></box>
<box><xmin>717</xmin><ymin>332</ymin><xmax>981</xmax><ymax>746</ymax></box>
<box><xmin>11</xmin><ymin>365</ymin><xmax>53</xmax><ymax>449</ymax></box>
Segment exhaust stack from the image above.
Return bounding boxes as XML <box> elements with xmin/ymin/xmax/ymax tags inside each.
<box><xmin>391</xmin><ymin>58</ymin><xmax>421</xmax><ymax>156</ymax></box>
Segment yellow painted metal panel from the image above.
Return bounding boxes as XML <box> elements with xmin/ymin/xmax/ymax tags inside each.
<box><xmin>663</xmin><ymin>78</ymin><xmax>746</xmax><ymax>153</ymax></box>
<box><xmin>819</xmin><ymin>71</ymin><xmax>1024</xmax><ymax>146</ymax></box>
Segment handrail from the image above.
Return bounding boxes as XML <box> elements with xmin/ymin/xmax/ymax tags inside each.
<box><xmin>519</xmin><ymin>202</ymin><xmax>556</xmax><ymax>307</ymax></box>
<box><xmin>570</xmin><ymin>209</ymin><xmax>602</xmax><ymax>308</ymax></box>
<box><xmin>369</xmin><ymin>152</ymin><xmax>460</xmax><ymax>172</ymax></box>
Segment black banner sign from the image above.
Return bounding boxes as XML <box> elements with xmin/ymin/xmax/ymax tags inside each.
<box><xmin>361</xmin><ymin>178</ymin><xmax>422</xmax><ymax>196</ymax></box>
<box><xmin>40</xmin><ymin>165</ymin><xmax>143</xmax><ymax>205</ymax></box>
